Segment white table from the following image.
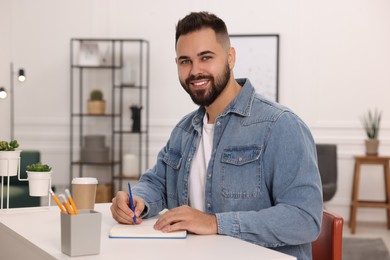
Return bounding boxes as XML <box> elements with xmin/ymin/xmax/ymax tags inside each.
<box><xmin>0</xmin><ymin>203</ymin><xmax>295</xmax><ymax>260</ymax></box>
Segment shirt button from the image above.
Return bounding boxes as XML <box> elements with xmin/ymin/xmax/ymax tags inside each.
<box><xmin>216</xmin><ymin>121</ymin><xmax>221</xmax><ymax>126</ymax></box>
<box><xmin>238</xmin><ymin>157</ymin><xmax>243</xmax><ymax>162</ymax></box>
<box><xmin>207</xmin><ymin>203</ymin><xmax>211</xmax><ymax>208</ymax></box>
<box><xmin>208</xmin><ymin>174</ymin><xmax>211</xmax><ymax>178</ymax></box>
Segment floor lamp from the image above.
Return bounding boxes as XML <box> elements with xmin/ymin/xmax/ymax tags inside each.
<box><xmin>0</xmin><ymin>87</ymin><xmax>7</xmax><ymax>99</ymax></box>
<box><xmin>10</xmin><ymin>62</ymin><xmax>26</xmax><ymax>140</ymax></box>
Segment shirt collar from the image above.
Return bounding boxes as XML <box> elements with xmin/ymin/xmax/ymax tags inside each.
<box><xmin>220</xmin><ymin>78</ymin><xmax>255</xmax><ymax>117</ymax></box>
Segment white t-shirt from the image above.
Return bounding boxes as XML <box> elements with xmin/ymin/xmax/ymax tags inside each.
<box><xmin>189</xmin><ymin>114</ymin><xmax>214</xmax><ymax>212</ymax></box>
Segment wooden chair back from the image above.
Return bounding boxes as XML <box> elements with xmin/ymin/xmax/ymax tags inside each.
<box><xmin>312</xmin><ymin>210</ymin><xmax>344</xmax><ymax>260</ymax></box>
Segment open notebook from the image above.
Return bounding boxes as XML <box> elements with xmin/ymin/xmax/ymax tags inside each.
<box><xmin>109</xmin><ymin>213</ymin><xmax>187</xmax><ymax>239</ymax></box>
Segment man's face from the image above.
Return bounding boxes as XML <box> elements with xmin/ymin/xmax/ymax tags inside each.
<box><xmin>176</xmin><ymin>28</ymin><xmax>231</xmax><ymax>107</ymax></box>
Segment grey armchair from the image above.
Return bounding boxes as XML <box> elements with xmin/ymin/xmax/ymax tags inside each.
<box><xmin>316</xmin><ymin>144</ymin><xmax>338</xmax><ymax>202</ymax></box>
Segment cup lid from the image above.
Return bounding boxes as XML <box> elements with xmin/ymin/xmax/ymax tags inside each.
<box><xmin>72</xmin><ymin>177</ymin><xmax>98</xmax><ymax>184</ymax></box>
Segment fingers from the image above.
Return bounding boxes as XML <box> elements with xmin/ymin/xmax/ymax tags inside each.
<box><xmin>111</xmin><ymin>191</ymin><xmax>144</xmax><ymax>224</ymax></box>
<box><xmin>154</xmin><ymin>206</ymin><xmax>217</xmax><ymax>235</ymax></box>
<box><xmin>134</xmin><ymin>197</ymin><xmax>145</xmax><ymax>218</ymax></box>
<box><xmin>160</xmin><ymin>220</ymin><xmax>187</xmax><ymax>233</ymax></box>
<box><xmin>156</xmin><ymin>209</ymin><xmax>191</xmax><ymax>233</ymax></box>
<box><xmin>154</xmin><ymin>206</ymin><xmax>185</xmax><ymax>228</ymax></box>
<box><xmin>111</xmin><ymin>191</ymin><xmax>132</xmax><ymax>224</ymax></box>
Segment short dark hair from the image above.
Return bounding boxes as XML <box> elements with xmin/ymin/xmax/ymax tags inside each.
<box><xmin>175</xmin><ymin>12</ymin><xmax>230</xmax><ymax>50</ymax></box>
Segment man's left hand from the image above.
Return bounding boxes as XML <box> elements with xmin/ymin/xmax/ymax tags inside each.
<box><xmin>154</xmin><ymin>205</ymin><xmax>218</xmax><ymax>235</ymax></box>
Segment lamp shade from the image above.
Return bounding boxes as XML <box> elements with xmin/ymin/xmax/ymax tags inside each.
<box><xmin>0</xmin><ymin>87</ymin><xmax>7</xmax><ymax>99</ymax></box>
<box><xmin>18</xmin><ymin>69</ymin><xmax>26</xmax><ymax>82</ymax></box>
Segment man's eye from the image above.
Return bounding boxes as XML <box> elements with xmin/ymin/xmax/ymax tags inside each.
<box><xmin>201</xmin><ymin>56</ymin><xmax>211</xmax><ymax>61</ymax></box>
<box><xmin>180</xmin><ymin>59</ymin><xmax>190</xmax><ymax>65</ymax></box>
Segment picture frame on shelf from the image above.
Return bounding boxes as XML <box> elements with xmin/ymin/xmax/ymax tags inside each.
<box><xmin>78</xmin><ymin>41</ymin><xmax>100</xmax><ymax>66</ymax></box>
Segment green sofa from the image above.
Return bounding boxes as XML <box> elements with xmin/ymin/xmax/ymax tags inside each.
<box><xmin>1</xmin><ymin>150</ymin><xmax>41</xmax><ymax>208</ymax></box>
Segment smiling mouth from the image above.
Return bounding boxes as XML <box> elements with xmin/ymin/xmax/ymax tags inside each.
<box><xmin>191</xmin><ymin>79</ymin><xmax>209</xmax><ymax>89</ymax></box>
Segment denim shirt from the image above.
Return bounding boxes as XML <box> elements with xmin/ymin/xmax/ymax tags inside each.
<box><xmin>133</xmin><ymin>78</ymin><xmax>323</xmax><ymax>260</ymax></box>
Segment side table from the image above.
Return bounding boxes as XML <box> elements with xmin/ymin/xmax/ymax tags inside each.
<box><xmin>349</xmin><ymin>155</ymin><xmax>390</xmax><ymax>234</ymax></box>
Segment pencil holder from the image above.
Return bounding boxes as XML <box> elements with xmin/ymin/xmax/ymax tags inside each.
<box><xmin>60</xmin><ymin>209</ymin><xmax>102</xmax><ymax>256</ymax></box>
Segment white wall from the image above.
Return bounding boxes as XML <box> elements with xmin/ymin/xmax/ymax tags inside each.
<box><xmin>1</xmin><ymin>0</ymin><xmax>390</xmax><ymax>222</ymax></box>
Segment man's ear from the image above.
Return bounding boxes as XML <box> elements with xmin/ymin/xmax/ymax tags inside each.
<box><xmin>228</xmin><ymin>47</ymin><xmax>236</xmax><ymax>70</ymax></box>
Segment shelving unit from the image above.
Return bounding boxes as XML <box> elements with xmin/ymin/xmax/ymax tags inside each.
<box><xmin>70</xmin><ymin>38</ymin><xmax>149</xmax><ymax>197</ymax></box>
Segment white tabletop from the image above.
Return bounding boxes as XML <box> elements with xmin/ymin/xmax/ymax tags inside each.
<box><xmin>0</xmin><ymin>203</ymin><xmax>295</xmax><ymax>260</ymax></box>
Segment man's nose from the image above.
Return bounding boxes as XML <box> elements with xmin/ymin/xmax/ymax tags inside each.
<box><xmin>189</xmin><ymin>60</ymin><xmax>203</xmax><ymax>76</ymax></box>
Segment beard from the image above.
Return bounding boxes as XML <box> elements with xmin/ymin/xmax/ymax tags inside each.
<box><xmin>180</xmin><ymin>63</ymin><xmax>231</xmax><ymax>107</ymax></box>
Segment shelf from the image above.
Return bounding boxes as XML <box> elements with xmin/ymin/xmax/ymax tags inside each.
<box><xmin>71</xmin><ymin>113</ymin><xmax>120</xmax><ymax>117</ymax></box>
<box><xmin>70</xmin><ymin>38</ymin><xmax>150</xmax><ymax>196</ymax></box>
<box><xmin>113</xmin><ymin>176</ymin><xmax>140</xmax><ymax>181</ymax></box>
<box><xmin>114</xmin><ymin>84</ymin><xmax>148</xmax><ymax>89</ymax></box>
<box><xmin>72</xmin><ymin>37</ymin><xmax>148</xmax><ymax>42</ymax></box>
<box><xmin>71</xmin><ymin>161</ymin><xmax>120</xmax><ymax>166</ymax></box>
<box><xmin>71</xmin><ymin>65</ymin><xmax>121</xmax><ymax>69</ymax></box>
<box><xmin>113</xmin><ymin>130</ymin><xmax>147</xmax><ymax>134</ymax></box>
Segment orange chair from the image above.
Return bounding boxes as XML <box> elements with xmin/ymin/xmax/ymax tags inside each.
<box><xmin>312</xmin><ymin>210</ymin><xmax>344</xmax><ymax>260</ymax></box>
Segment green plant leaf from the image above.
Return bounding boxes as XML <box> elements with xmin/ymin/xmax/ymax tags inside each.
<box><xmin>26</xmin><ymin>162</ymin><xmax>52</xmax><ymax>172</ymax></box>
<box><xmin>361</xmin><ymin>109</ymin><xmax>382</xmax><ymax>139</ymax></box>
<box><xmin>0</xmin><ymin>140</ymin><xmax>19</xmax><ymax>151</ymax></box>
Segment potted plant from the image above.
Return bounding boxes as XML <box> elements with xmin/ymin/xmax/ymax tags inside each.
<box><xmin>26</xmin><ymin>162</ymin><xmax>52</xmax><ymax>196</ymax></box>
<box><xmin>0</xmin><ymin>140</ymin><xmax>21</xmax><ymax>176</ymax></box>
<box><xmin>361</xmin><ymin>109</ymin><xmax>382</xmax><ymax>156</ymax></box>
<box><xmin>87</xmin><ymin>89</ymin><xmax>105</xmax><ymax>115</ymax></box>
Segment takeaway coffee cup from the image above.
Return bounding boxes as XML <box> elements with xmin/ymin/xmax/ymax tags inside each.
<box><xmin>72</xmin><ymin>177</ymin><xmax>98</xmax><ymax>210</ymax></box>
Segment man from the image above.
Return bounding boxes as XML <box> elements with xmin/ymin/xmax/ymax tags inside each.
<box><xmin>111</xmin><ymin>11</ymin><xmax>323</xmax><ymax>260</ymax></box>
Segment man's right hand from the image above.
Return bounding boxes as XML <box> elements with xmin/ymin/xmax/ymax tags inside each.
<box><xmin>110</xmin><ymin>191</ymin><xmax>145</xmax><ymax>224</ymax></box>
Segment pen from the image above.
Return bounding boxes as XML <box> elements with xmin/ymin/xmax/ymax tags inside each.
<box><xmin>59</xmin><ymin>194</ymin><xmax>75</xmax><ymax>215</ymax></box>
<box><xmin>128</xmin><ymin>182</ymin><xmax>137</xmax><ymax>224</ymax></box>
<box><xmin>49</xmin><ymin>189</ymin><xmax>66</xmax><ymax>213</ymax></box>
<box><xmin>65</xmin><ymin>189</ymin><xmax>78</xmax><ymax>215</ymax></box>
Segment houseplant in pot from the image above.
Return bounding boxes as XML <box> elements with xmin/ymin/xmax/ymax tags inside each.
<box><xmin>26</xmin><ymin>162</ymin><xmax>52</xmax><ymax>196</ymax></box>
<box><xmin>87</xmin><ymin>89</ymin><xmax>105</xmax><ymax>115</ymax></box>
<box><xmin>361</xmin><ymin>109</ymin><xmax>382</xmax><ymax>156</ymax></box>
<box><xmin>0</xmin><ymin>140</ymin><xmax>21</xmax><ymax>177</ymax></box>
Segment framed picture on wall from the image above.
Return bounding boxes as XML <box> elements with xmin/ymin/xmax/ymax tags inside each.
<box><xmin>230</xmin><ymin>34</ymin><xmax>280</xmax><ymax>102</ymax></box>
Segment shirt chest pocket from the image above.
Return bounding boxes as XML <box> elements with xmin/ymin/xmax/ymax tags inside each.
<box><xmin>163</xmin><ymin>149</ymin><xmax>182</xmax><ymax>170</ymax></box>
<box><xmin>220</xmin><ymin>145</ymin><xmax>263</xmax><ymax>199</ymax></box>
<box><xmin>163</xmin><ymin>149</ymin><xmax>182</xmax><ymax>202</ymax></box>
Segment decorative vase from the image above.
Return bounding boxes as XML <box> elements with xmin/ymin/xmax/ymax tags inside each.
<box><xmin>0</xmin><ymin>150</ymin><xmax>21</xmax><ymax>176</ymax></box>
<box><xmin>87</xmin><ymin>100</ymin><xmax>106</xmax><ymax>115</ymax></box>
<box><xmin>123</xmin><ymin>154</ymin><xmax>138</xmax><ymax>178</ymax></box>
<box><xmin>27</xmin><ymin>171</ymin><xmax>52</xmax><ymax>196</ymax></box>
<box><xmin>130</xmin><ymin>105</ymin><xmax>142</xmax><ymax>132</ymax></box>
<box><xmin>122</xmin><ymin>61</ymin><xmax>137</xmax><ymax>86</ymax></box>
<box><xmin>365</xmin><ymin>139</ymin><xmax>379</xmax><ymax>156</ymax></box>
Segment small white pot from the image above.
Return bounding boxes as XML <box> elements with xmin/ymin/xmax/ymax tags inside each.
<box><xmin>0</xmin><ymin>150</ymin><xmax>21</xmax><ymax>177</ymax></box>
<box><xmin>27</xmin><ymin>171</ymin><xmax>52</xmax><ymax>197</ymax></box>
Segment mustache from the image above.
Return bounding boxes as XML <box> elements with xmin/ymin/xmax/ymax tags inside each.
<box><xmin>185</xmin><ymin>74</ymin><xmax>213</xmax><ymax>85</ymax></box>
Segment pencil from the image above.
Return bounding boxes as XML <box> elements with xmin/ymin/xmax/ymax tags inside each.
<box><xmin>59</xmin><ymin>194</ymin><xmax>75</xmax><ymax>215</ymax></box>
<box><xmin>49</xmin><ymin>189</ymin><xmax>66</xmax><ymax>213</ymax></box>
<box><xmin>65</xmin><ymin>189</ymin><xmax>78</xmax><ymax>215</ymax></box>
